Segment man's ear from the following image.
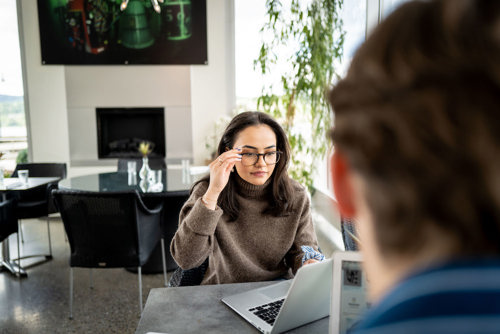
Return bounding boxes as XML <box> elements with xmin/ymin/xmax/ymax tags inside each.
<box><xmin>331</xmin><ymin>150</ymin><xmax>356</xmax><ymax>218</ymax></box>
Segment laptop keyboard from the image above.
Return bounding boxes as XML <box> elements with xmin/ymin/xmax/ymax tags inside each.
<box><xmin>249</xmin><ymin>298</ymin><xmax>285</xmax><ymax>326</ymax></box>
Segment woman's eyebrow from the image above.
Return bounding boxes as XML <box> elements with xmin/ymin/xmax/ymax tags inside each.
<box><xmin>241</xmin><ymin>145</ymin><xmax>276</xmax><ymax>149</ymax></box>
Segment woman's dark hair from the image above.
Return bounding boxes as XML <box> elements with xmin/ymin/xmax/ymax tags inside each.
<box><xmin>195</xmin><ymin>111</ymin><xmax>294</xmax><ymax>221</ymax></box>
<box><xmin>329</xmin><ymin>0</ymin><xmax>500</xmax><ymax>257</ymax></box>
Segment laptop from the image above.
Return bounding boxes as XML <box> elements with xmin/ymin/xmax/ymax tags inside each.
<box><xmin>222</xmin><ymin>258</ymin><xmax>333</xmax><ymax>334</ymax></box>
<box><xmin>330</xmin><ymin>251</ymin><xmax>370</xmax><ymax>334</ymax></box>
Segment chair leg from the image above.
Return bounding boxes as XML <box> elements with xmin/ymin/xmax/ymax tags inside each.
<box><xmin>160</xmin><ymin>238</ymin><xmax>168</xmax><ymax>287</ymax></box>
<box><xmin>89</xmin><ymin>269</ymin><xmax>94</xmax><ymax>289</ymax></box>
<box><xmin>46</xmin><ymin>216</ymin><xmax>53</xmax><ymax>258</ymax></box>
<box><xmin>16</xmin><ymin>232</ymin><xmax>21</xmax><ymax>276</ymax></box>
<box><xmin>19</xmin><ymin>220</ymin><xmax>24</xmax><ymax>243</ymax></box>
<box><xmin>138</xmin><ymin>266</ymin><xmax>143</xmax><ymax>315</ymax></box>
<box><xmin>69</xmin><ymin>267</ymin><xmax>74</xmax><ymax>319</ymax></box>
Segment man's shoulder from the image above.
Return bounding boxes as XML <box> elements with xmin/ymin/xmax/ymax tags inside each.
<box><xmin>354</xmin><ymin>260</ymin><xmax>500</xmax><ymax>333</ymax></box>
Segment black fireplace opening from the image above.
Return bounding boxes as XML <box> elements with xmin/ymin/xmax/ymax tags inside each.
<box><xmin>96</xmin><ymin>107</ymin><xmax>166</xmax><ymax>159</ymax></box>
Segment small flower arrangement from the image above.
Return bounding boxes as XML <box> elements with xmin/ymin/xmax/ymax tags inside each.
<box><xmin>138</xmin><ymin>141</ymin><xmax>152</xmax><ymax>157</ymax></box>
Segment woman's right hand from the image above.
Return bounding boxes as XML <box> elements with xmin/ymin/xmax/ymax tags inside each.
<box><xmin>203</xmin><ymin>147</ymin><xmax>242</xmax><ymax>206</ymax></box>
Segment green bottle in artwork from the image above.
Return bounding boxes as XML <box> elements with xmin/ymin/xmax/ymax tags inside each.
<box><xmin>164</xmin><ymin>0</ymin><xmax>192</xmax><ymax>41</ymax></box>
<box><xmin>119</xmin><ymin>0</ymin><xmax>155</xmax><ymax>49</ymax></box>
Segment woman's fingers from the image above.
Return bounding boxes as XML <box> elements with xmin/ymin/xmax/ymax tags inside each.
<box><xmin>214</xmin><ymin>149</ymin><xmax>241</xmax><ymax>171</ymax></box>
<box><xmin>208</xmin><ymin>151</ymin><xmax>241</xmax><ymax>193</ymax></box>
<box><xmin>303</xmin><ymin>259</ymin><xmax>319</xmax><ymax>266</ymax></box>
<box><xmin>217</xmin><ymin>150</ymin><xmax>242</xmax><ymax>164</ymax></box>
<box><xmin>223</xmin><ymin>156</ymin><xmax>240</xmax><ymax>173</ymax></box>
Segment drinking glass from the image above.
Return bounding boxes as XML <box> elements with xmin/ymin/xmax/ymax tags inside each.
<box><xmin>155</xmin><ymin>170</ymin><xmax>162</xmax><ymax>185</ymax></box>
<box><xmin>18</xmin><ymin>169</ymin><xmax>29</xmax><ymax>185</ymax></box>
<box><xmin>182</xmin><ymin>159</ymin><xmax>191</xmax><ymax>184</ymax></box>
<box><xmin>127</xmin><ymin>161</ymin><xmax>137</xmax><ymax>173</ymax></box>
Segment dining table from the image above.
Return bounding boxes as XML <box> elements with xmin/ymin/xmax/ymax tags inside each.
<box><xmin>0</xmin><ymin>176</ymin><xmax>61</xmax><ymax>277</ymax></box>
<box><xmin>58</xmin><ymin>165</ymin><xmax>207</xmax><ymax>194</ymax></box>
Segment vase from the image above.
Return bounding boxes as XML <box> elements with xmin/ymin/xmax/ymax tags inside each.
<box><xmin>139</xmin><ymin>156</ymin><xmax>151</xmax><ymax>180</ymax></box>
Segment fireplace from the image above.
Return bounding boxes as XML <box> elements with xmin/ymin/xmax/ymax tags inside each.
<box><xmin>96</xmin><ymin>107</ymin><xmax>166</xmax><ymax>159</ymax></box>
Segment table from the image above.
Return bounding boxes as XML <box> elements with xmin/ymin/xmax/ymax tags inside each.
<box><xmin>58</xmin><ymin>165</ymin><xmax>207</xmax><ymax>194</ymax></box>
<box><xmin>135</xmin><ymin>282</ymin><xmax>329</xmax><ymax>334</ymax></box>
<box><xmin>58</xmin><ymin>166</ymin><xmax>207</xmax><ymax>273</ymax></box>
<box><xmin>0</xmin><ymin>177</ymin><xmax>61</xmax><ymax>277</ymax></box>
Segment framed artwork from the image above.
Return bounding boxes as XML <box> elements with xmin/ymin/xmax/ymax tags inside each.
<box><xmin>37</xmin><ymin>0</ymin><xmax>207</xmax><ymax>65</ymax></box>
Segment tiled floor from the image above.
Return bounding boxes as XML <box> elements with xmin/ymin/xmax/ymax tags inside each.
<box><xmin>0</xmin><ymin>218</ymin><xmax>169</xmax><ymax>334</ymax></box>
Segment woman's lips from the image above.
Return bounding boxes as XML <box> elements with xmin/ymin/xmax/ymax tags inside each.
<box><xmin>251</xmin><ymin>171</ymin><xmax>267</xmax><ymax>177</ymax></box>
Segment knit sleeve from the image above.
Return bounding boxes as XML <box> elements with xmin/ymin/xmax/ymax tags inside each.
<box><xmin>170</xmin><ymin>181</ymin><xmax>224</xmax><ymax>270</ymax></box>
<box><xmin>285</xmin><ymin>185</ymin><xmax>323</xmax><ymax>274</ymax></box>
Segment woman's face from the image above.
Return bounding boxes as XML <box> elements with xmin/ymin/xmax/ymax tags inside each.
<box><xmin>232</xmin><ymin>124</ymin><xmax>278</xmax><ymax>186</ymax></box>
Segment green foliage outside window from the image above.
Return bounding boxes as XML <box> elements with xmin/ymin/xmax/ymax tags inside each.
<box><xmin>256</xmin><ymin>0</ymin><xmax>345</xmax><ymax>192</ymax></box>
<box><xmin>16</xmin><ymin>149</ymin><xmax>28</xmax><ymax>164</ymax></box>
<box><xmin>0</xmin><ymin>100</ymin><xmax>26</xmax><ymax>128</ymax></box>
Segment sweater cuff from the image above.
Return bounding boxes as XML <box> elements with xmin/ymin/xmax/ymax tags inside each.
<box><xmin>185</xmin><ymin>198</ymin><xmax>223</xmax><ymax>236</ymax></box>
<box><xmin>300</xmin><ymin>245</ymin><xmax>325</xmax><ymax>265</ymax></box>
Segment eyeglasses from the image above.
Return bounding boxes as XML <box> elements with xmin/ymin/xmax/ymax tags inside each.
<box><xmin>240</xmin><ymin>151</ymin><xmax>282</xmax><ymax>166</ymax></box>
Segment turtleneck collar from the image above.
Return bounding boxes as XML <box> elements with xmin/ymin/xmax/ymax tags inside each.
<box><xmin>234</xmin><ymin>172</ymin><xmax>272</xmax><ymax>199</ymax></box>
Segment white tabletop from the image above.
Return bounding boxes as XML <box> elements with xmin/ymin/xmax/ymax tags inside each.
<box><xmin>0</xmin><ymin>177</ymin><xmax>60</xmax><ymax>191</ymax></box>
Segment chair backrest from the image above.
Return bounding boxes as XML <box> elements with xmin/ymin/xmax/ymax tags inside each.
<box><xmin>168</xmin><ymin>258</ymin><xmax>209</xmax><ymax>287</ymax></box>
<box><xmin>53</xmin><ymin>190</ymin><xmax>161</xmax><ymax>268</ymax></box>
<box><xmin>0</xmin><ymin>198</ymin><xmax>18</xmax><ymax>242</ymax></box>
<box><xmin>117</xmin><ymin>158</ymin><xmax>166</xmax><ymax>172</ymax></box>
<box><xmin>142</xmin><ymin>191</ymin><xmax>189</xmax><ymax>270</ymax></box>
<box><xmin>12</xmin><ymin>163</ymin><xmax>67</xmax><ymax>179</ymax></box>
<box><xmin>341</xmin><ymin>217</ymin><xmax>359</xmax><ymax>251</ymax></box>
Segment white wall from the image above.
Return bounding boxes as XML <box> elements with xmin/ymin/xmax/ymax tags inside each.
<box><xmin>65</xmin><ymin>66</ymin><xmax>192</xmax><ymax>165</ymax></box>
<box><xmin>191</xmin><ymin>0</ymin><xmax>235</xmax><ymax>165</ymax></box>
<box><xmin>18</xmin><ymin>0</ymin><xmax>234</xmax><ymax>174</ymax></box>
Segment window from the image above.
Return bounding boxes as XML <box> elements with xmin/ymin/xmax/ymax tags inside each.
<box><xmin>381</xmin><ymin>0</ymin><xmax>411</xmax><ymax>18</ymax></box>
<box><xmin>234</xmin><ymin>1</ymin><xmax>407</xmax><ymax>193</ymax></box>
<box><xmin>234</xmin><ymin>0</ymin><xmax>267</xmax><ymax>110</ymax></box>
<box><xmin>234</xmin><ymin>0</ymin><xmax>367</xmax><ymax>193</ymax></box>
<box><xmin>0</xmin><ymin>1</ymin><xmax>28</xmax><ymax>173</ymax></box>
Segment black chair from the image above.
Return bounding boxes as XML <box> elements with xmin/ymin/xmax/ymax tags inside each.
<box><xmin>168</xmin><ymin>258</ymin><xmax>209</xmax><ymax>287</ymax></box>
<box><xmin>117</xmin><ymin>158</ymin><xmax>166</xmax><ymax>172</ymax></box>
<box><xmin>0</xmin><ymin>198</ymin><xmax>21</xmax><ymax>276</ymax></box>
<box><xmin>341</xmin><ymin>217</ymin><xmax>359</xmax><ymax>251</ymax></box>
<box><xmin>11</xmin><ymin>163</ymin><xmax>67</xmax><ymax>261</ymax></box>
<box><xmin>145</xmin><ymin>192</ymin><xmax>191</xmax><ymax>286</ymax></box>
<box><xmin>52</xmin><ymin>190</ymin><xmax>164</xmax><ymax>319</ymax></box>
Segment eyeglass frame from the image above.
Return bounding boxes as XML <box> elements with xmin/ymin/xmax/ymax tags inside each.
<box><xmin>239</xmin><ymin>151</ymin><xmax>283</xmax><ymax>166</ymax></box>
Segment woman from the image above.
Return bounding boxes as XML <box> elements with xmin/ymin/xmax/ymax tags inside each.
<box><xmin>170</xmin><ymin>111</ymin><xmax>323</xmax><ymax>285</ymax></box>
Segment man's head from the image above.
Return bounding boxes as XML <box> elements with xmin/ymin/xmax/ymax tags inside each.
<box><xmin>329</xmin><ymin>0</ymin><xmax>500</xmax><ymax>295</ymax></box>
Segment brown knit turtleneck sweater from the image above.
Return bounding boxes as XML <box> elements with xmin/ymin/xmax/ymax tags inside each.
<box><xmin>170</xmin><ymin>175</ymin><xmax>320</xmax><ymax>285</ymax></box>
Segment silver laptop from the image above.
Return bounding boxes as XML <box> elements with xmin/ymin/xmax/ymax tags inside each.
<box><xmin>222</xmin><ymin>258</ymin><xmax>333</xmax><ymax>334</ymax></box>
<box><xmin>330</xmin><ymin>251</ymin><xmax>370</xmax><ymax>334</ymax></box>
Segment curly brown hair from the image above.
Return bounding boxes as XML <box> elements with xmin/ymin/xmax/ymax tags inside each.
<box><xmin>329</xmin><ymin>0</ymin><xmax>500</xmax><ymax>257</ymax></box>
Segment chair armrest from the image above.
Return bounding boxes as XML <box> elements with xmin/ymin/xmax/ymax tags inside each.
<box><xmin>135</xmin><ymin>192</ymin><xmax>163</xmax><ymax>215</ymax></box>
<box><xmin>135</xmin><ymin>199</ymin><xmax>163</xmax><ymax>265</ymax></box>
